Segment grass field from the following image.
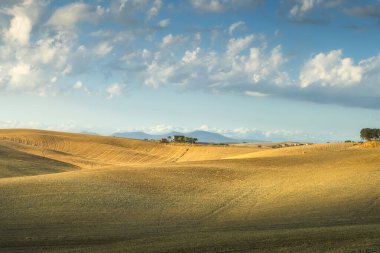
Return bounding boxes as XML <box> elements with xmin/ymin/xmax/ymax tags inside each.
<box><xmin>0</xmin><ymin>129</ymin><xmax>379</xmax><ymax>252</ymax></box>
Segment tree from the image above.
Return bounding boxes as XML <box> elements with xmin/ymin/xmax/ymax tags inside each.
<box><xmin>360</xmin><ymin>128</ymin><xmax>380</xmax><ymax>141</ymax></box>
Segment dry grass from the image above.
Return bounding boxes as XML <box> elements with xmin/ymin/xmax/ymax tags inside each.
<box><xmin>0</xmin><ymin>129</ymin><xmax>379</xmax><ymax>252</ymax></box>
<box><xmin>226</xmin><ymin>142</ymin><xmax>355</xmax><ymax>159</ymax></box>
<box><xmin>0</xmin><ymin>144</ymin><xmax>78</xmax><ymax>178</ymax></box>
<box><xmin>0</xmin><ymin>129</ymin><xmax>258</xmax><ymax>169</ymax></box>
<box><xmin>357</xmin><ymin>140</ymin><xmax>380</xmax><ymax>149</ymax></box>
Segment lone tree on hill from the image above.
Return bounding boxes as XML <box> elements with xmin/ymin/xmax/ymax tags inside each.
<box><xmin>360</xmin><ymin>128</ymin><xmax>380</xmax><ymax>141</ymax></box>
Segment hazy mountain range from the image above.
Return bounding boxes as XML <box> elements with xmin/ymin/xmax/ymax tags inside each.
<box><xmin>112</xmin><ymin>130</ymin><xmax>263</xmax><ymax>143</ymax></box>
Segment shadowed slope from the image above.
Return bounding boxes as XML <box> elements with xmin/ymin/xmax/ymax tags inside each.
<box><xmin>0</xmin><ymin>144</ymin><xmax>78</xmax><ymax>178</ymax></box>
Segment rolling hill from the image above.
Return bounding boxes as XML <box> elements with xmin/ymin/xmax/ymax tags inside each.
<box><xmin>0</xmin><ymin>129</ymin><xmax>379</xmax><ymax>252</ymax></box>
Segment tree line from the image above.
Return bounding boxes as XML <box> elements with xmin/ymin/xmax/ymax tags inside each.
<box><xmin>360</xmin><ymin>128</ymin><xmax>380</xmax><ymax>141</ymax></box>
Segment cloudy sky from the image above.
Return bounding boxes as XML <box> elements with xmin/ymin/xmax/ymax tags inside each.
<box><xmin>1</xmin><ymin>0</ymin><xmax>380</xmax><ymax>141</ymax></box>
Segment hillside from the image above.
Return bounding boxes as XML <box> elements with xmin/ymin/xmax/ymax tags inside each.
<box><xmin>0</xmin><ymin>129</ymin><xmax>379</xmax><ymax>252</ymax></box>
<box><xmin>0</xmin><ymin>144</ymin><xmax>78</xmax><ymax>178</ymax></box>
<box><xmin>0</xmin><ymin>129</ymin><xmax>259</xmax><ymax>169</ymax></box>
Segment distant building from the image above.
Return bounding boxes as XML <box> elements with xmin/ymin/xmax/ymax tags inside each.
<box><xmin>168</xmin><ymin>135</ymin><xmax>185</xmax><ymax>142</ymax></box>
<box><xmin>160</xmin><ymin>138</ymin><xmax>168</xmax><ymax>143</ymax></box>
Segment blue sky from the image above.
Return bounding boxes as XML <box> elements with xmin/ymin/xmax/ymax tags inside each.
<box><xmin>1</xmin><ymin>0</ymin><xmax>380</xmax><ymax>141</ymax></box>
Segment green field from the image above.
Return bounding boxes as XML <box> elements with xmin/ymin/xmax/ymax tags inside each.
<box><xmin>0</xmin><ymin>130</ymin><xmax>379</xmax><ymax>252</ymax></box>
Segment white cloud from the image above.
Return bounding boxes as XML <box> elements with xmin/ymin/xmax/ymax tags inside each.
<box><xmin>161</xmin><ymin>34</ymin><xmax>174</xmax><ymax>47</ymax></box>
<box><xmin>144</xmin><ymin>62</ymin><xmax>174</xmax><ymax>88</ymax></box>
<box><xmin>191</xmin><ymin>0</ymin><xmax>224</xmax><ymax>12</ymax></box>
<box><xmin>198</xmin><ymin>124</ymin><xmax>210</xmax><ymax>131</ymax></box>
<box><xmin>359</xmin><ymin>55</ymin><xmax>380</xmax><ymax>86</ymax></box>
<box><xmin>227</xmin><ymin>35</ymin><xmax>255</xmax><ymax>56</ymax></box>
<box><xmin>94</xmin><ymin>42</ymin><xmax>113</xmax><ymax>56</ymax></box>
<box><xmin>288</xmin><ymin>0</ymin><xmax>344</xmax><ymax>19</ymax></box>
<box><xmin>0</xmin><ymin>1</ymin><xmax>378</xmax><ymax>109</ymax></box>
<box><xmin>290</xmin><ymin>0</ymin><xmax>320</xmax><ymax>17</ymax></box>
<box><xmin>300</xmin><ymin>49</ymin><xmax>362</xmax><ymax>87</ymax></box>
<box><xmin>9</xmin><ymin>62</ymin><xmax>35</xmax><ymax>89</ymax></box>
<box><xmin>190</xmin><ymin>0</ymin><xmax>262</xmax><ymax>13</ymax></box>
<box><xmin>157</xmin><ymin>18</ymin><xmax>170</xmax><ymax>27</ymax></box>
<box><xmin>160</xmin><ymin>34</ymin><xmax>187</xmax><ymax>48</ymax></box>
<box><xmin>232</xmin><ymin>127</ymin><xmax>252</xmax><ymax>135</ymax></box>
<box><xmin>146</xmin><ymin>0</ymin><xmax>162</xmax><ymax>20</ymax></box>
<box><xmin>106</xmin><ymin>83</ymin><xmax>124</xmax><ymax>98</ymax></box>
<box><xmin>139</xmin><ymin>32</ymin><xmax>287</xmax><ymax>91</ymax></box>
<box><xmin>245</xmin><ymin>91</ymin><xmax>269</xmax><ymax>97</ymax></box>
<box><xmin>240</xmin><ymin>45</ymin><xmax>288</xmax><ymax>85</ymax></box>
<box><xmin>47</xmin><ymin>2</ymin><xmax>100</xmax><ymax>29</ymax></box>
<box><xmin>4</xmin><ymin>12</ymin><xmax>32</xmax><ymax>45</ymax></box>
<box><xmin>1</xmin><ymin>0</ymin><xmax>42</xmax><ymax>46</ymax></box>
<box><xmin>228</xmin><ymin>21</ymin><xmax>245</xmax><ymax>36</ymax></box>
<box><xmin>0</xmin><ymin>28</ymin><xmax>75</xmax><ymax>94</ymax></box>
<box><xmin>149</xmin><ymin>124</ymin><xmax>175</xmax><ymax>134</ymax></box>
<box><xmin>182</xmin><ymin>47</ymin><xmax>200</xmax><ymax>63</ymax></box>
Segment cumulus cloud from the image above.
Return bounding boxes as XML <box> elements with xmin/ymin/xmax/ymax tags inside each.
<box><xmin>4</xmin><ymin>11</ymin><xmax>32</xmax><ymax>45</ymax></box>
<box><xmin>135</xmin><ymin>32</ymin><xmax>289</xmax><ymax>94</ymax></box>
<box><xmin>0</xmin><ymin>4</ymin><xmax>83</xmax><ymax>95</ymax></box>
<box><xmin>300</xmin><ymin>50</ymin><xmax>362</xmax><ymax>87</ymax></box>
<box><xmin>8</xmin><ymin>62</ymin><xmax>35</xmax><ymax>89</ymax></box>
<box><xmin>1</xmin><ymin>0</ymin><xmax>43</xmax><ymax>46</ymax></box>
<box><xmin>0</xmin><ymin>1</ymin><xmax>380</xmax><ymax>109</ymax></box>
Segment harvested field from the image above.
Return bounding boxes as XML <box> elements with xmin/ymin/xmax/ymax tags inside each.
<box><xmin>0</xmin><ymin>129</ymin><xmax>379</xmax><ymax>252</ymax></box>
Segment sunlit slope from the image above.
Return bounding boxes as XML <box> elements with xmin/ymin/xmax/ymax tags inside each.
<box><xmin>0</xmin><ymin>144</ymin><xmax>78</xmax><ymax>178</ymax></box>
<box><xmin>357</xmin><ymin>140</ymin><xmax>380</xmax><ymax>148</ymax></box>
<box><xmin>0</xmin><ymin>146</ymin><xmax>379</xmax><ymax>252</ymax></box>
<box><xmin>226</xmin><ymin>142</ymin><xmax>356</xmax><ymax>159</ymax></box>
<box><xmin>0</xmin><ymin>129</ymin><xmax>258</xmax><ymax>169</ymax></box>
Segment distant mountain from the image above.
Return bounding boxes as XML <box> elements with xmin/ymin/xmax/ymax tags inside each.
<box><xmin>112</xmin><ymin>130</ymin><xmax>262</xmax><ymax>143</ymax></box>
<box><xmin>113</xmin><ymin>131</ymin><xmax>158</xmax><ymax>140</ymax></box>
<box><xmin>185</xmin><ymin>130</ymin><xmax>236</xmax><ymax>143</ymax></box>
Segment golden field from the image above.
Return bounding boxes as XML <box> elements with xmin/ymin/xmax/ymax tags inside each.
<box><xmin>0</xmin><ymin>129</ymin><xmax>379</xmax><ymax>252</ymax></box>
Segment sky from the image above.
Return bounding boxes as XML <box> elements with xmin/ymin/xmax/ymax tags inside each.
<box><xmin>1</xmin><ymin>0</ymin><xmax>380</xmax><ymax>142</ymax></box>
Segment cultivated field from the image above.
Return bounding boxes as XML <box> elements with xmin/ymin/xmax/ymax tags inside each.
<box><xmin>0</xmin><ymin>129</ymin><xmax>379</xmax><ymax>252</ymax></box>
